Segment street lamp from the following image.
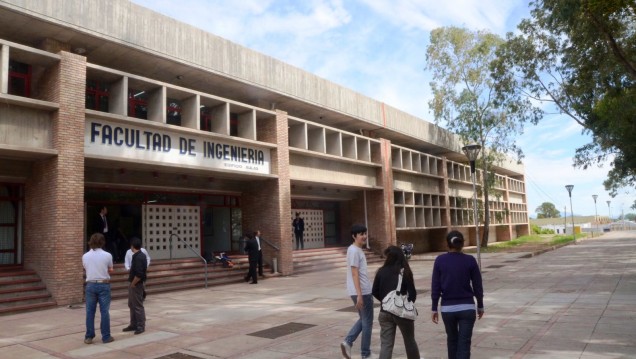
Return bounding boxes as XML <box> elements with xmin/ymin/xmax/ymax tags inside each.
<box><xmin>592</xmin><ymin>195</ymin><xmax>598</xmax><ymax>236</ymax></box>
<box><xmin>606</xmin><ymin>200</ymin><xmax>611</xmax><ymax>224</ymax></box>
<box><xmin>565</xmin><ymin>185</ymin><xmax>575</xmax><ymax>240</ymax></box>
<box><xmin>462</xmin><ymin>144</ymin><xmax>482</xmax><ymax>269</ymax></box>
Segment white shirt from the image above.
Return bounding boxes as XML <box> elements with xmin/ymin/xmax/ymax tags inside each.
<box><xmin>346</xmin><ymin>244</ymin><xmax>371</xmax><ymax>296</ymax></box>
<box><xmin>255</xmin><ymin>236</ymin><xmax>261</xmax><ymax>251</ymax></box>
<box><xmin>83</xmin><ymin>248</ymin><xmax>113</xmax><ymax>281</ymax></box>
<box><xmin>125</xmin><ymin>248</ymin><xmax>151</xmax><ymax>271</ymax></box>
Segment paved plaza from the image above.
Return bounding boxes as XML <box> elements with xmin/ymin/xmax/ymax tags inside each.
<box><xmin>1</xmin><ymin>231</ymin><xmax>635</xmax><ymax>359</ymax></box>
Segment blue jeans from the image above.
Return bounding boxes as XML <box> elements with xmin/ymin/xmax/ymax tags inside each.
<box><xmin>85</xmin><ymin>282</ymin><xmax>112</xmax><ymax>342</ymax></box>
<box><xmin>441</xmin><ymin>309</ymin><xmax>476</xmax><ymax>359</ymax></box>
<box><xmin>345</xmin><ymin>294</ymin><xmax>374</xmax><ymax>358</ymax></box>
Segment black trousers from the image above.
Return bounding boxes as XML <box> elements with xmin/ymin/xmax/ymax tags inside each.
<box><xmin>257</xmin><ymin>250</ymin><xmax>263</xmax><ymax>276</ymax></box>
<box><xmin>247</xmin><ymin>260</ymin><xmax>258</xmax><ymax>283</ymax></box>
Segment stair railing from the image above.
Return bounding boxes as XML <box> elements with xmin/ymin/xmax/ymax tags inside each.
<box><xmin>169</xmin><ymin>232</ymin><xmax>208</xmax><ymax>288</ymax></box>
<box><xmin>261</xmin><ymin>237</ymin><xmax>280</xmax><ymax>251</ymax></box>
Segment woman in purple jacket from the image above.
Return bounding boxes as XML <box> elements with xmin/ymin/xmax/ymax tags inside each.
<box><xmin>431</xmin><ymin>230</ymin><xmax>484</xmax><ymax>359</ymax></box>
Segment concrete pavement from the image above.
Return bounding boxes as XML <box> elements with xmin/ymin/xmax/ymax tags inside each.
<box><xmin>1</xmin><ymin>231</ymin><xmax>635</xmax><ymax>359</ymax></box>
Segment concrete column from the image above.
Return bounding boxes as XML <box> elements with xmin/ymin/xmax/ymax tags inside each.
<box><xmin>441</xmin><ymin>156</ymin><xmax>451</xmax><ymax>229</ymax></box>
<box><xmin>109</xmin><ymin>76</ymin><xmax>128</xmax><ymax>116</ymax></box>
<box><xmin>0</xmin><ymin>45</ymin><xmax>8</xmax><ymax>94</ymax></box>
<box><xmin>181</xmin><ymin>94</ymin><xmax>199</xmax><ymax>129</ymax></box>
<box><xmin>24</xmin><ymin>51</ymin><xmax>86</xmax><ymax>305</ymax></box>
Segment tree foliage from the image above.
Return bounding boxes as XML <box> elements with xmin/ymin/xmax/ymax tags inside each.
<box><xmin>494</xmin><ymin>0</ymin><xmax>636</xmax><ymax>196</ymax></box>
<box><xmin>535</xmin><ymin>202</ymin><xmax>561</xmax><ymax>218</ymax></box>
<box><xmin>426</xmin><ymin>26</ymin><xmax>541</xmax><ymax>246</ymax></box>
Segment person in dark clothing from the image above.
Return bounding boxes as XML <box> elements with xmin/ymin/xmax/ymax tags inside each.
<box><xmin>123</xmin><ymin>237</ymin><xmax>147</xmax><ymax>335</ymax></box>
<box><xmin>431</xmin><ymin>230</ymin><xmax>484</xmax><ymax>359</ymax></box>
<box><xmin>243</xmin><ymin>232</ymin><xmax>259</xmax><ymax>284</ymax></box>
<box><xmin>372</xmin><ymin>245</ymin><xmax>421</xmax><ymax>359</ymax></box>
<box><xmin>292</xmin><ymin>212</ymin><xmax>305</xmax><ymax>250</ymax></box>
<box><xmin>254</xmin><ymin>230</ymin><xmax>265</xmax><ymax>277</ymax></box>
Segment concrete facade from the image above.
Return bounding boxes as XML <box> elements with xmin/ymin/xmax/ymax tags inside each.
<box><xmin>0</xmin><ymin>0</ymin><xmax>530</xmax><ymax>306</ymax></box>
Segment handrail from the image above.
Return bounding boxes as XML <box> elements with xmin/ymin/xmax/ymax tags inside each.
<box><xmin>169</xmin><ymin>232</ymin><xmax>208</xmax><ymax>288</ymax></box>
<box><xmin>261</xmin><ymin>237</ymin><xmax>280</xmax><ymax>251</ymax></box>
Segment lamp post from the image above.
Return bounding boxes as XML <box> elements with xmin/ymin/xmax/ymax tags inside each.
<box><xmin>592</xmin><ymin>195</ymin><xmax>598</xmax><ymax>236</ymax></box>
<box><xmin>565</xmin><ymin>185</ymin><xmax>575</xmax><ymax>240</ymax></box>
<box><xmin>462</xmin><ymin>144</ymin><xmax>482</xmax><ymax>269</ymax></box>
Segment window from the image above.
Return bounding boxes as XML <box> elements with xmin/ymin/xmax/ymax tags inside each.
<box><xmin>230</xmin><ymin>112</ymin><xmax>238</xmax><ymax>136</ymax></box>
<box><xmin>200</xmin><ymin>107</ymin><xmax>212</xmax><ymax>132</ymax></box>
<box><xmin>167</xmin><ymin>99</ymin><xmax>182</xmax><ymax>126</ymax></box>
<box><xmin>128</xmin><ymin>89</ymin><xmax>148</xmax><ymax>119</ymax></box>
<box><xmin>8</xmin><ymin>60</ymin><xmax>31</xmax><ymax>97</ymax></box>
<box><xmin>86</xmin><ymin>80</ymin><xmax>109</xmax><ymax>111</ymax></box>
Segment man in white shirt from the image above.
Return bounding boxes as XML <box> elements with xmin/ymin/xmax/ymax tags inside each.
<box><xmin>82</xmin><ymin>233</ymin><xmax>115</xmax><ymax>345</ymax></box>
<box><xmin>124</xmin><ymin>239</ymin><xmax>151</xmax><ymax>271</ymax></box>
<box><xmin>341</xmin><ymin>224</ymin><xmax>373</xmax><ymax>359</ymax></box>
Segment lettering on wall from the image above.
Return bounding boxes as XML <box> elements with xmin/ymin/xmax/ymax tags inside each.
<box><xmin>85</xmin><ymin>120</ymin><xmax>270</xmax><ymax>174</ymax></box>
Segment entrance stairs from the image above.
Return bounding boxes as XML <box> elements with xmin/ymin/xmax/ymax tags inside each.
<box><xmin>110</xmin><ymin>255</ymin><xmax>256</xmax><ymax>299</ymax></box>
<box><xmin>0</xmin><ymin>247</ymin><xmax>384</xmax><ymax>314</ymax></box>
<box><xmin>0</xmin><ymin>265</ymin><xmax>56</xmax><ymax>315</ymax></box>
<box><xmin>292</xmin><ymin>246</ymin><xmax>383</xmax><ymax>275</ymax></box>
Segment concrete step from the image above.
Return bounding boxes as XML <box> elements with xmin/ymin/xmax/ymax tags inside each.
<box><xmin>0</xmin><ymin>266</ymin><xmax>55</xmax><ymax>315</ymax></box>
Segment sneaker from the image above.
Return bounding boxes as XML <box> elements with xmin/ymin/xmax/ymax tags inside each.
<box><xmin>340</xmin><ymin>341</ymin><xmax>352</xmax><ymax>359</ymax></box>
<box><xmin>122</xmin><ymin>326</ymin><xmax>135</xmax><ymax>332</ymax></box>
<box><xmin>103</xmin><ymin>337</ymin><xmax>115</xmax><ymax>344</ymax></box>
<box><xmin>83</xmin><ymin>338</ymin><xmax>93</xmax><ymax>344</ymax></box>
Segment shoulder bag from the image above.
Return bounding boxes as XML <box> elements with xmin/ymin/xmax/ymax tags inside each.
<box><xmin>381</xmin><ymin>268</ymin><xmax>418</xmax><ymax>320</ymax></box>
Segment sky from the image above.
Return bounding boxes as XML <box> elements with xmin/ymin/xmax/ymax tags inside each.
<box><xmin>132</xmin><ymin>0</ymin><xmax>635</xmax><ymax>219</ymax></box>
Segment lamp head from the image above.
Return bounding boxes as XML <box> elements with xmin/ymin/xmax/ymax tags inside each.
<box><xmin>592</xmin><ymin>194</ymin><xmax>598</xmax><ymax>203</ymax></box>
<box><xmin>462</xmin><ymin>144</ymin><xmax>481</xmax><ymax>173</ymax></box>
<box><xmin>565</xmin><ymin>185</ymin><xmax>574</xmax><ymax>196</ymax></box>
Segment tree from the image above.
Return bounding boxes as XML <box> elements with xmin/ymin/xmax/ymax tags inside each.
<box><xmin>494</xmin><ymin>0</ymin><xmax>636</xmax><ymax>197</ymax></box>
<box><xmin>535</xmin><ymin>202</ymin><xmax>561</xmax><ymax>218</ymax></box>
<box><xmin>625</xmin><ymin>213</ymin><xmax>636</xmax><ymax>221</ymax></box>
<box><xmin>426</xmin><ymin>27</ymin><xmax>541</xmax><ymax>247</ymax></box>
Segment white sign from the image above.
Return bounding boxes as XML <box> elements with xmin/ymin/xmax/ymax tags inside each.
<box><xmin>85</xmin><ymin>119</ymin><xmax>271</xmax><ymax>174</ymax></box>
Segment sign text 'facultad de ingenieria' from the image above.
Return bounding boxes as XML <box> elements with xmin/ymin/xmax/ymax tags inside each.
<box><xmin>86</xmin><ymin>121</ymin><xmax>270</xmax><ymax>174</ymax></box>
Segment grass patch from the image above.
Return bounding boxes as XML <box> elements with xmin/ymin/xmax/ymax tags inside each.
<box><xmin>464</xmin><ymin>233</ymin><xmax>579</xmax><ymax>253</ymax></box>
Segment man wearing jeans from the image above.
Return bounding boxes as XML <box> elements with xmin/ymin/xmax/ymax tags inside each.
<box><xmin>341</xmin><ymin>224</ymin><xmax>373</xmax><ymax>359</ymax></box>
<box><xmin>82</xmin><ymin>233</ymin><xmax>115</xmax><ymax>344</ymax></box>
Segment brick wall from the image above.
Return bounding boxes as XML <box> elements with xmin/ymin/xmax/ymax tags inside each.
<box><xmin>24</xmin><ymin>51</ymin><xmax>86</xmax><ymax>305</ymax></box>
<box><xmin>242</xmin><ymin>110</ymin><xmax>293</xmax><ymax>274</ymax></box>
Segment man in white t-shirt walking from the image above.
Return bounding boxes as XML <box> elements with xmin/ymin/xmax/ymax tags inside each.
<box><xmin>341</xmin><ymin>224</ymin><xmax>373</xmax><ymax>359</ymax></box>
<box><xmin>82</xmin><ymin>233</ymin><xmax>115</xmax><ymax>344</ymax></box>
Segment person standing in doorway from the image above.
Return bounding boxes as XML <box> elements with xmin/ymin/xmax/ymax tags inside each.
<box><xmin>372</xmin><ymin>245</ymin><xmax>421</xmax><ymax>359</ymax></box>
<box><xmin>340</xmin><ymin>224</ymin><xmax>373</xmax><ymax>359</ymax></box>
<box><xmin>431</xmin><ymin>230</ymin><xmax>484</xmax><ymax>359</ymax></box>
<box><xmin>254</xmin><ymin>230</ymin><xmax>264</xmax><ymax>277</ymax></box>
<box><xmin>123</xmin><ymin>237</ymin><xmax>147</xmax><ymax>335</ymax></box>
<box><xmin>82</xmin><ymin>233</ymin><xmax>115</xmax><ymax>344</ymax></box>
<box><xmin>96</xmin><ymin>206</ymin><xmax>118</xmax><ymax>262</ymax></box>
<box><xmin>243</xmin><ymin>232</ymin><xmax>259</xmax><ymax>284</ymax></box>
<box><xmin>293</xmin><ymin>212</ymin><xmax>305</xmax><ymax>250</ymax></box>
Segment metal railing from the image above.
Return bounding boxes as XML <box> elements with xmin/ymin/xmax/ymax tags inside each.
<box><xmin>169</xmin><ymin>232</ymin><xmax>208</xmax><ymax>288</ymax></box>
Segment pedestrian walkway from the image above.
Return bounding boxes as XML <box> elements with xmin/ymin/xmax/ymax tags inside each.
<box><xmin>1</xmin><ymin>231</ymin><xmax>635</xmax><ymax>359</ymax></box>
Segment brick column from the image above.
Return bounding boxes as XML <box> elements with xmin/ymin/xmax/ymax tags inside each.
<box><xmin>241</xmin><ymin>110</ymin><xmax>293</xmax><ymax>274</ymax></box>
<box><xmin>24</xmin><ymin>51</ymin><xmax>86</xmax><ymax>305</ymax></box>
<box><xmin>364</xmin><ymin>138</ymin><xmax>395</xmax><ymax>254</ymax></box>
